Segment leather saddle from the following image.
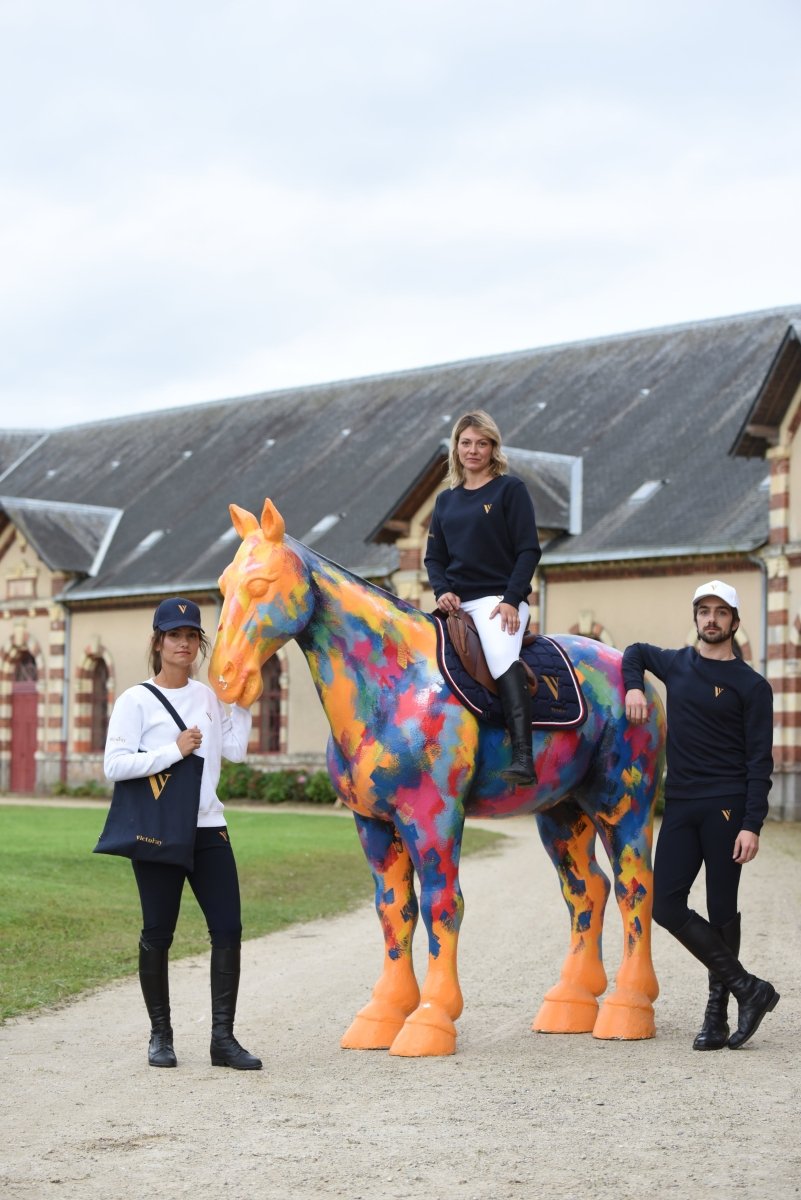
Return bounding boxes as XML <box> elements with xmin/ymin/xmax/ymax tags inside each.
<box><xmin>437</xmin><ymin>608</ymin><xmax>538</xmax><ymax>698</ymax></box>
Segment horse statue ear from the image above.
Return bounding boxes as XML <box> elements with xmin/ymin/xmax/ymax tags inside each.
<box><xmin>229</xmin><ymin>504</ymin><xmax>260</xmax><ymax>538</ymax></box>
<box><xmin>260</xmin><ymin>498</ymin><xmax>286</xmax><ymax>543</ymax></box>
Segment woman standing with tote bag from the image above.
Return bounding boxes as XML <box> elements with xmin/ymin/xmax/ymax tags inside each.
<box><xmin>104</xmin><ymin>597</ymin><xmax>262</xmax><ymax>1071</ymax></box>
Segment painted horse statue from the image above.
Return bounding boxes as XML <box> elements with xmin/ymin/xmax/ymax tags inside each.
<box><xmin>210</xmin><ymin>499</ymin><xmax>666</xmax><ymax>1057</ymax></box>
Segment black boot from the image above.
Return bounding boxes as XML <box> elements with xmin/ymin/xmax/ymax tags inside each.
<box><xmin>692</xmin><ymin>913</ymin><xmax>740</xmax><ymax>1051</ymax></box>
<box><xmin>138</xmin><ymin>939</ymin><xmax>177</xmax><ymax>1068</ymax></box>
<box><xmin>496</xmin><ymin>661</ymin><xmax>537</xmax><ymax>786</ymax></box>
<box><xmin>210</xmin><ymin>946</ymin><xmax>262</xmax><ymax>1070</ymax></box>
<box><xmin>673</xmin><ymin>912</ymin><xmax>778</xmax><ymax>1051</ymax></box>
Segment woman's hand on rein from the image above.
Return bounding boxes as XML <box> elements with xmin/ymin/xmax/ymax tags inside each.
<box><xmin>437</xmin><ymin>592</ymin><xmax>461</xmax><ymax>613</ymax></box>
<box><xmin>177</xmin><ymin>726</ymin><xmax>203</xmax><ymax>756</ymax></box>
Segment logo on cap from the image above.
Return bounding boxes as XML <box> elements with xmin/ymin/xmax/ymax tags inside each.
<box><xmin>692</xmin><ymin>579</ymin><xmax>739</xmax><ymax>610</ymax></box>
<box><xmin>153</xmin><ymin>597</ymin><xmax>203</xmax><ymax>631</ymax></box>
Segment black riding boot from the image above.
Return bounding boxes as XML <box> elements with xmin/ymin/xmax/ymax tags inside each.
<box><xmin>496</xmin><ymin>661</ymin><xmax>537</xmax><ymax>786</ymax></box>
<box><xmin>138</xmin><ymin>939</ymin><xmax>177</xmax><ymax>1068</ymax></box>
<box><xmin>673</xmin><ymin>912</ymin><xmax>778</xmax><ymax>1050</ymax></box>
<box><xmin>210</xmin><ymin>946</ymin><xmax>262</xmax><ymax>1070</ymax></box>
<box><xmin>692</xmin><ymin>913</ymin><xmax>741</xmax><ymax>1051</ymax></box>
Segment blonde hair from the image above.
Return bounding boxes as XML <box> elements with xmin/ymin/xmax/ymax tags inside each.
<box><xmin>447</xmin><ymin>410</ymin><xmax>508</xmax><ymax>488</ymax></box>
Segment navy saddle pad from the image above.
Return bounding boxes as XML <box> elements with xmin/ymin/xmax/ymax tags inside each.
<box><xmin>431</xmin><ymin>614</ymin><xmax>587</xmax><ymax>730</ymax></box>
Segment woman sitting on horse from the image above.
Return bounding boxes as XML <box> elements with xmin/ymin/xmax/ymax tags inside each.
<box><xmin>424</xmin><ymin>409</ymin><xmax>541</xmax><ymax>786</ymax></box>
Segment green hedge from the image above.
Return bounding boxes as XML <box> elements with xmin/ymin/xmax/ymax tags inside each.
<box><xmin>217</xmin><ymin>761</ymin><xmax>337</xmax><ymax>805</ymax></box>
<box><xmin>49</xmin><ymin>764</ymin><xmax>337</xmax><ymax>805</ymax></box>
<box><xmin>52</xmin><ymin>779</ymin><xmax>111</xmax><ymax>799</ymax></box>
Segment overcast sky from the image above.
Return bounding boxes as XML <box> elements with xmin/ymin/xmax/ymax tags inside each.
<box><xmin>1</xmin><ymin>1</ymin><xmax>800</xmax><ymax>430</ymax></box>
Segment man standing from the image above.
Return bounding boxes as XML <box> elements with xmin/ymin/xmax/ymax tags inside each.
<box><xmin>623</xmin><ymin>580</ymin><xmax>779</xmax><ymax>1050</ymax></box>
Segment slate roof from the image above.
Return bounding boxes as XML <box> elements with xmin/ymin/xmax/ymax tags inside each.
<box><xmin>0</xmin><ymin>430</ymin><xmax>47</xmax><ymax>481</ymax></box>
<box><xmin>731</xmin><ymin>320</ymin><xmax>801</xmax><ymax>458</ymax></box>
<box><xmin>0</xmin><ymin>497</ymin><xmax>121</xmax><ymax>574</ymax></box>
<box><xmin>0</xmin><ymin>305</ymin><xmax>797</xmax><ymax>603</ymax></box>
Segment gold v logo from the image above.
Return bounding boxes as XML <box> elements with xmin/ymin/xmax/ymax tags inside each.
<box><xmin>178</xmin><ymin>603</ymin><xmax>187</xmax><ymax>614</ymax></box>
<box><xmin>722</xmin><ymin>809</ymin><xmax>731</xmax><ymax>821</ymax></box>
<box><xmin>715</xmin><ymin>686</ymin><xmax>724</xmax><ymax>698</ymax></box>
<box><xmin>483</xmin><ymin>503</ymin><xmax>492</xmax><ymax>514</ymax></box>
<box><xmin>542</xmin><ymin>674</ymin><xmax>560</xmax><ymax>700</ymax></box>
<box><xmin>148</xmin><ymin>772</ymin><xmax>171</xmax><ymax>800</ymax></box>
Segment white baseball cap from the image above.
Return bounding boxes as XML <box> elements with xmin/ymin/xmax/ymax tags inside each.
<box><xmin>692</xmin><ymin>580</ymin><xmax>740</xmax><ymax>610</ymax></box>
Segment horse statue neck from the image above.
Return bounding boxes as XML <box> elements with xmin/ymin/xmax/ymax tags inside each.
<box><xmin>290</xmin><ymin>538</ymin><xmax>435</xmax><ymax>698</ymax></box>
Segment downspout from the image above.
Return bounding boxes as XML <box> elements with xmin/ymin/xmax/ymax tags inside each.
<box><xmin>748</xmin><ymin>555</ymin><xmax>769</xmax><ymax>677</ymax></box>
<box><xmin>537</xmin><ymin>568</ymin><xmax>547</xmax><ymax>635</ymax></box>
<box><xmin>60</xmin><ymin>606</ymin><xmax>71</xmax><ymax>785</ymax></box>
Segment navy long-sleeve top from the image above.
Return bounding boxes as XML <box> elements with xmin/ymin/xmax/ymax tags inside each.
<box><xmin>424</xmin><ymin>474</ymin><xmax>541</xmax><ymax>608</ymax></box>
<box><xmin>622</xmin><ymin>643</ymin><xmax>774</xmax><ymax>833</ymax></box>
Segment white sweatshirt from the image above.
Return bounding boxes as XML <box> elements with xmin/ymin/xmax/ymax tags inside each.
<box><xmin>103</xmin><ymin>679</ymin><xmax>252</xmax><ymax>828</ymax></box>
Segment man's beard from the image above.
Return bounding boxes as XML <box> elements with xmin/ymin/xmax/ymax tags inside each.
<box><xmin>697</xmin><ymin>625</ymin><xmax>732</xmax><ymax>645</ymax></box>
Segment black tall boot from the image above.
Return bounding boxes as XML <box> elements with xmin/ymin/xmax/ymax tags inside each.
<box><xmin>496</xmin><ymin>661</ymin><xmax>537</xmax><ymax>786</ymax></box>
<box><xmin>210</xmin><ymin>946</ymin><xmax>262</xmax><ymax>1070</ymax></box>
<box><xmin>673</xmin><ymin>912</ymin><xmax>779</xmax><ymax>1050</ymax></box>
<box><xmin>692</xmin><ymin>913</ymin><xmax>741</xmax><ymax>1051</ymax></box>
<box><xmin>138</xmin><ymin>939</ymin><xmax>177</xmax><ymax>1068</ymax></box>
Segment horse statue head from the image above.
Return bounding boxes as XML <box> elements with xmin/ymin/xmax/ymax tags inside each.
<box><xmin>210</xmin><ymin>498</ymin><xmax>314</xmax><ymax>707</ymax></box>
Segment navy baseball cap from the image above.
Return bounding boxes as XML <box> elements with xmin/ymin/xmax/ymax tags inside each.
<box><xmin>152</xmin><ymin>597</ymin><xmax>203</xmax><ymax>632</ymax></box>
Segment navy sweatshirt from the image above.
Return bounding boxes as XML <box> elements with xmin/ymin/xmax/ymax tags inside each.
<box><xmin>622</xmin><ymin>643</ymin><xmax>773</xmax><ymax>833</ymax></box>
<box><xmin>424</xmin><ymin>474</ymin><xmax>541</xmax><ymax>608</ymax></box>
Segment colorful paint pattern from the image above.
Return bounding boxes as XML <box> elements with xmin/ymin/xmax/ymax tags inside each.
<box><xmin>211</xmin><ymin>499</ymin><xmax>666</xmax><ymax>1055</ymax></box>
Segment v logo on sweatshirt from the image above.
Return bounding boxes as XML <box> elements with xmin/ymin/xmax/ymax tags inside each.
<box><xmin>483</xmin><ymin>504</ymin><xmax>492</xmax><ymax>514</ymax></box>
<box><xmin>722</xmin><ymin>809</ymin><xmax>731</xmax><ymax>821</ymax></box>
<box><xmin>714</xmin><ymin>686</ymin><xmax>725</xmax><ymax>698</ymax></box>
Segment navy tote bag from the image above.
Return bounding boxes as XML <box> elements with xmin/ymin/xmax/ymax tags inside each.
<box><xmin>93</xmin><ymin>683</ymin><xmax>203</xmax><ymax>871</ymax></box>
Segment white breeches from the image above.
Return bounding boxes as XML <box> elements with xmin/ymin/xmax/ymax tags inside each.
<box><xmin>460</xmin><ymin>596</ymin><xmax>530</xmax><ymax>680</ymax></box>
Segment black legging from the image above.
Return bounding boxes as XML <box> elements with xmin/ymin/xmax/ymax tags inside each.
<box><xmin>132</xmin><ymin>826</ymin><xmax>242</xmax><ymax>950</ymax></box>
<box><xmin>652</xmin><ymin>795</ymin><xmax>745</xmax><ymax>932</ymax></box>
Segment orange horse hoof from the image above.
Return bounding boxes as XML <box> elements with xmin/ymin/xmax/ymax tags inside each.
<box><xmin>389</xmin><ymin>1002</ymin><xmax>457</xmax><ymax>1057</ymax></box>
<box><xmin>593</xmin><ymin>988</ymin><xmax>656</xmax><ymax>1040</ymax></box>
<box><xmin>532</xmin><ymin>980</ymin><xmax>599</xmax><ymax>1034</ymax></box>
<box><xmin>341</xmin><ymin>999</ymin><xmax>409</xmax><ymax>1050</ymax></box>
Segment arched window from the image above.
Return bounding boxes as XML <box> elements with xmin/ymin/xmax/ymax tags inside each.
<box><xmin>14</xmin><ymin>652</ymin><xmax>37</xmax><ymax>682</ymax></box>
<box><xmin>89</xmin><ymin>659</ymin><xmax>109</xmax><ymax>752</ymax></box>
<box><xmin>256</xmin><ymin>658</ymin><xmax>282</xmax><ymax>752</ymax></box>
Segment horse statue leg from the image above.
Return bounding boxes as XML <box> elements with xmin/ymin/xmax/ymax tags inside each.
<box><xmin>531</xmin><ymin>801</ymin><xmax>611</xmax><ymax>1033</ymax></box>
<box><xmin>341</xmin><ymin>813</ymin><xmax>421</xmax><ymax>1050</ymax></box>
<box><xmin>385</xmin><ymin>809</ymin><xmax>466</xmax><ymax>1058</ymax></box>
<box><xmin>588</xmin><ymin>787</ymin><xmax>659</xmax><ymax>1040</ymax></box>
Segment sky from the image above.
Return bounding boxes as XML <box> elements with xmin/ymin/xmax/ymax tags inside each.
<box><xmin>1</xmin><ymin>0</ymin><xmax>800</xmax><ymax>430</ymax></box>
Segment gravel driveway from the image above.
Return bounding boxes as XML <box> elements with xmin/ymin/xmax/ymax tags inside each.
<box><xmin>2</xmin><ymin>815</ymin><xmax>799</xmax><ymax>1200</ymax></box>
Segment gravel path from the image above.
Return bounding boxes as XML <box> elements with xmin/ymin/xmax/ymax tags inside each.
<box><xmin>2</xmin><ymin>815</ymin><xmax>799</xmax><ymax>1200</ymax></box>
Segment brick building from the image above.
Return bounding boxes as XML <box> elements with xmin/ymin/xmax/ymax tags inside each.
<box><xmin>1</xmin><ymin>306</ymin><xmax>799</xmax><ymax>817</ymax></box>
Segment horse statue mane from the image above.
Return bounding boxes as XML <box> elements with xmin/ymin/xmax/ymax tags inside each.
<box><xmin>211</xmin><ymin>498</ymin><xmax>666</xmax><ymax>1057</ymax></box>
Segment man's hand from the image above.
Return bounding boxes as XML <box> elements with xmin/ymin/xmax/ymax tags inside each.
<box><xmin>733</xmin><ymin>830</ymin><xmax>759</xmax><ymax>864</ymax></box>
<box><xmin>624</xmin><ymin>688</ymin><xmax>648</xmax><ymax>724</ymax></box>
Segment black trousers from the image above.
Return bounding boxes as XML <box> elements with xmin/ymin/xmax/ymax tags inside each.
<box><xmin>132</xmin><ymin>826</ymin><xmax>242</xmax><ymax>950</ymax></box>
<box><xmin>652</xmin><ymin>795</ymin><xmax>745</xmax><ymax>932</ymax></box>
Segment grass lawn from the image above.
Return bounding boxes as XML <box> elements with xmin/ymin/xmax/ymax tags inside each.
<box><xmin>0</xmin><ymin>804</ymin><xmax>503</xmax><ymax>1021</ymax></box>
